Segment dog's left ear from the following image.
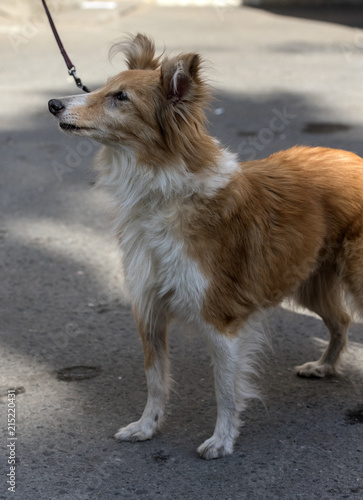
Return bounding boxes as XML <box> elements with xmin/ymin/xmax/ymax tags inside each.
<box><xmin>160</xmin><ymin>53</ymin><xmax>204</xmax><ymax>105</ymax></box>
<box><xmin>157</xmin><ymin>53</ymin><xmax>211</xmax><ymax>158</ymax></box>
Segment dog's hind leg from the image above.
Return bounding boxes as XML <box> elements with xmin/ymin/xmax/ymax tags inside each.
<box><xmin>340</xmin><ymin>233</ymin><xmax>363</xmax><ymax>316</ymax></box>
<box><xmin>294</xmin><ymin>265</ymin><xmax>350</xmax><ymax>378</ymax></box>
<box><xmin>115</xmin><ymin>307</ymin><xmax>170</xmax><ymax>442</ymax></box>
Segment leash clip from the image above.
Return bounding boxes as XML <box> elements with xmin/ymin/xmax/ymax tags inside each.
<box><xmin>68</xmin><ymin>66</ymin><xmax>90</xmax><ymax>93</ymax></box>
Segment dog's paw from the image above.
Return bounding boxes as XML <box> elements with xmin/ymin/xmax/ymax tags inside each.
<box><xmin>295</xmin><ymin>361</ymin><xmax>335</xmax><ymax>378</ymax></box>
<box><xmin>114</xmin><ymin>420</ymin><xmax>156</xmax><ymax>442</ymax></box>
<box><xmin>197</xmin><ymin>435</ymin><xmax>234</xmax><ymax>460</ymax></box>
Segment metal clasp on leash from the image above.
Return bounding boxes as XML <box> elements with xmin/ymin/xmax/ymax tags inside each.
<box><xmin>68</xmin><ymin>66</ymin><xmax>90</xmax><ymax>93</ymax></box>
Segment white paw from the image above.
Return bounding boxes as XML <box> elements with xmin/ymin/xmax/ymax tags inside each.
<box><xmin>197</xmin><ymin>435</ymin><xmax>234</xmax><ymax>460</ymax></box>
<box><xmin>295</xmin><ymin>361</ymin><xmax>335</xmax><ymax>378</ymax></box>
<box><xmin>114</xmin><ymin>419</ymin><xmax>156</xmax><ymax>442</ymax></box>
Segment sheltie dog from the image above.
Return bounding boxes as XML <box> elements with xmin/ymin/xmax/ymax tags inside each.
<box><xmin>49</xmin><ymin>34</ymin><xmax>363</xmax><ymax>459</ymax></box>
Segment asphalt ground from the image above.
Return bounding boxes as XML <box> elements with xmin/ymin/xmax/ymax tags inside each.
<box><xmin>1</xmin><ymin>4</ymin><xmax>363</xmax><ymax>500</ymax></box>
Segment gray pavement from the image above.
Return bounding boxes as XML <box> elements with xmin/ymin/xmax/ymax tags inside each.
<box><xmin>1</xmin><ymin>3</ymin><xmax>363</xmax><ymax>499</ymax></box>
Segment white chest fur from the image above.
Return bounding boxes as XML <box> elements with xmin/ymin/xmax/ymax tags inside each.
<box><xmin>120</xmin><ymin>200</ymin><xmax>208</xmax><ymax>327</ymax></box>
<box><xmin>96</xmin><ymin>146</ymin><xmax>239</xmax><ymax>329</ymax></box>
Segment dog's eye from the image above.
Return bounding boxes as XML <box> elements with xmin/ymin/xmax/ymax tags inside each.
<box><xmin>116</xmin><ymin>91</ymin><xmax>129</xmax><ymax>101</ymax></box>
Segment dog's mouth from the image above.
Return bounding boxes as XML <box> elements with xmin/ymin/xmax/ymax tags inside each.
<box><xmin>60</xmin><ymin>122</ymin><xmax>93</xmax><ymax>132</ymax></box>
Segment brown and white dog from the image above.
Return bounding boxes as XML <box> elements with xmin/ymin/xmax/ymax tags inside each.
<box><xmin>49</xmin><ymin>34</ymin><xmax>363</xmax><ymax>459</ymax></box>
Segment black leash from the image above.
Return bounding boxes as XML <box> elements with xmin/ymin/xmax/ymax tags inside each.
<box><xmin>41</xmin><ymin>0</ymin><xmax>90</xmax><ymax>93</ymax></box>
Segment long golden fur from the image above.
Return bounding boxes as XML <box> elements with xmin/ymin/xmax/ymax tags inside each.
<box><xmin>49</xmin><ymin>34</ymin><xmax>363</xmax><ymax>459</ymax></box>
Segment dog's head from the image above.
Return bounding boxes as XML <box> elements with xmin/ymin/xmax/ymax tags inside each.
<box><xmin>48</xmin><ymin>34</ymin><xmax>212</xmax><ymax>167</ymax></box>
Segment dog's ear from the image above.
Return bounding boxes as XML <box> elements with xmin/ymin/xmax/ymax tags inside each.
<box><xmin>160</xmin><ymin>53</ymin><xmax>204</xmax><ymax>105</ymax></box>
<box><xmin>110</xmin><ymin>33</ymin><xmax>161</xmax><ymax>70</ymax></box>
<box><xmin>157</xmin><ymin>53</ymin><xmax>212</xmax><ymax>159</ymax></box>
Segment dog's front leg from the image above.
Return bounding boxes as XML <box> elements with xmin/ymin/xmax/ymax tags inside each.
<box><xmin>197</xmin><ymin>331</ymin><xmax>241</xmax><ymax>459</ymax></box>
<box><xmin>198</xmin><ymin>324</ymin><xmax>261</xmax><ymax>459</ymax></box>
<box><xmin>115</xmin><ymin>308</ymin><xmax>170</xmax><ymax>442</ymax></box>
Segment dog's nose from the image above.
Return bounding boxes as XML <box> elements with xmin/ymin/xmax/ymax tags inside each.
<box><xmin>48</xmin><ymin>99</ymin><xmax>65</xmax><ymax>115</ymax></box>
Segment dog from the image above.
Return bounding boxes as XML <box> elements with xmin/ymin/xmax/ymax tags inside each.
<box><xmin>48</xmin><ymin>33</ymin><xmax>363</xmax><ymax>459</ymax></box>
